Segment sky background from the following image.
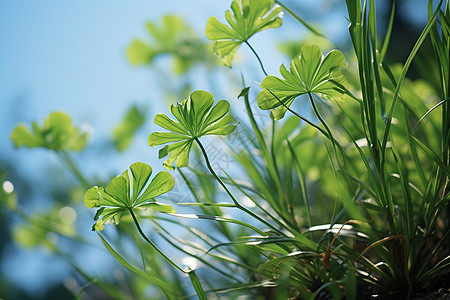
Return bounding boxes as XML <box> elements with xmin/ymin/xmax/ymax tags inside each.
<box><xmin>0</xmin><ymin>0</ymin><xmax>428</xmax><ymax>298</ymax></box>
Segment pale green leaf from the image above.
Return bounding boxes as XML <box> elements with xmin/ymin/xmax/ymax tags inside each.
<box><xmin>148</xmin><ymin>90</ymin><xmax>236</xmax><ymax>169</ymax></box>
<box><xmin>148</xmin><ymin>132</ymin><xmax>189</xmax><ymax>147</ymax></box>
<box><xmin>205</xmin><ymin>0</ymin><xmax>283</xmax><ymax>67</ymax></box>
<box><xmin>112</xmin><ymin>105</ymin><xmax>146</xmax><ymax>152</ymax></box>
<box><xmin>257</xmin><ymin>45</ymin><xmax>346</xmax><ymax>119</ymax></box>
<box><xmin>84</xmin><ymin>186</ymin><xmax>101</xmax><ymax>208</ymax></box>
<box><xmin>127</xmin><ymin>40</ymin><xmax>154</xmax><ymax>66</ymax></box>
<box><xmin>10</xmin><ymin>111</ymin><xmax>88</xmax><ymax>151</ymax></box>
<box><xmin>137</xmin><ymin>171</ymin><xmax>175</xmax><ymax>204</ymax></box>
<box><xmin>139</xmin><ymin>202</ymin><xmax>176</xmax><ymax>214</ymax></box>
<box><xmin>154</xmin><ymin>114</ymin><xmax>187</xmax><ymax>135</ymax></box>
<box><xmin>129</xmin><ymin>162</ymin><xmax>153</xmax><ymax>202</ymax></box>
<box><xmin>11</xmin><ymin>124</ymin><xmax>45</xmax><ymax>148</ymax></box>
<box><xmin>85</xmin><ymin>162</ymin><xmax>175</xmax><ymax>230</ymax></box>
<box><xmin>105</xmin><ymin>175</ymin><xmax>129</xmax><ymax>207</ymax></box>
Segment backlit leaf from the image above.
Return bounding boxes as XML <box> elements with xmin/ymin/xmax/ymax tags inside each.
<box><xmin>148</xmin><ymin>90</ymin><xmax>236</xmax><ymax>170</ymax></box>
<box><xmin>84</xmin><ymin>162</ymin><xmax>175</xmax><ymax>231</ymax></box>
<box><xmin>206</xmin><ymin>0</ymin><xmax>283</xmax><ymax>67</ymax></box>
<box><xmin>257</xmin><ymin>45</ymin><xmax>346</xmax><ymax>119</ymax></box>
<box><xmin>11</xmin><ymin>111</ymin><xmax>88</xmax><ymax>151</ymax></box>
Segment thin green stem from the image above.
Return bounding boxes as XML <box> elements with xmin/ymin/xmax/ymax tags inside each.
<box><xmin>245</xmin><ymin>41</ymin><xmax>268</xmax><ymax>76</ymax></box>
<box><xmin>307</xmin><ymin>93</ymin><xmax>336</xmax><ymax>148</ymax></box>
<box><xmin>128</xmin><ymin>208</ymin><xmax>187</xmax><ymax>274</ymax></box>
<box><xmin>194</xmin><ymin>138</ymin><xmax>284</xmax><ymax>235</ymax></box>
<box><xmin>307</xmin><ymin>92</ymin><xmax>344</xmax><ymax>164</ymax></box>
<box><xmin>275</xmin><ymin>1</ymin><xmax>325</xmax><ymax>37</ymax></box>
<box><xmin>57</xmin><ymin>151</ymin><xmax>90</xmax><ymax>189</ymax></box>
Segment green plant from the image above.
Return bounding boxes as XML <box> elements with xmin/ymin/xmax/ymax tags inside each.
<box><xmin>6</xmin><ymin>0</ymin><xmax>449</xmax><ymax>299</ymax></box>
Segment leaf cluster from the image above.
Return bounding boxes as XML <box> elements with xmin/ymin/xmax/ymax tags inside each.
<box><xmin>148</xmin><ymin>90</ymin><xmax>237</xmax><ymax>170</ymax></box>
<box><xmin>84</xmin><ymin>162</ymin><xmax>175</xmax><ymax>231</ymax></box>
<box><xmin>206</xmin><ymin>0</ymin><xmax>283</xmax><ymax>67</ymax></box>
<box><xmin>11</xmin><ymin>111</ymin><xmax>88</xmax><ymax>151</ymax></box>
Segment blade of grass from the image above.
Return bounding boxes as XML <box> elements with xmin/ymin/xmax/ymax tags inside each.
<box><xmin>381</xmin><ymin>0</ymin><xmax>443</xmax><ymax>152</ymax></box>
<box><xmin>97</xmin><ymin>233</ymin><xmax>178</xmax><ymax>297</ymax></box>
<box><xmin>188</xmin><ymin>270</ymin><xmax>208</xmax><ymax>300</ymax></box>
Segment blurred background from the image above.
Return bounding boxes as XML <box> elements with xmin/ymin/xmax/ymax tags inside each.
<box><xmin>0</xmin><ymin>0</ymin><xmax>428</xmax><ymax>299</ymax></box>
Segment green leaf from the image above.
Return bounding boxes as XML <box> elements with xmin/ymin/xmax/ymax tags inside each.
<box><xmin>84</xmin><ymin>162</ymin><xmax>175</xmax><ymax>230</ymax></box>
<box><xmin>112</xmin><ymin>105</ymin><xmax>146</xmax><ymax>152</ymax></box>
<box><xmin>205</xmin><ymin>0</ymin><xmax>283</xmax><ymax>67</ymax></box>
<box><xmin>257</xmin><ymin>45</ymin><xmax>346</xmax><ymax>119</ymax></box>
<box><xmin>127</xmin><ymin>40</ymin><xmax>154</xmax><ymax>66</ymax></box>
<box><xmin>104</xmin><ymin>175</ymin><xmax>129</xmax><ymax>207</ymax></box>
<box><xmin>148</xmin><ymin>132</ymin><xmax>190</xmax><ymax>147</ymax></box>
<box><xmin>136</xmin><ymin>171</ymin><xmax>175</xmax><ymax>205</ymax></box>
<box><xmin>11</xmin><ymin>111</ymin><xmax>89</xmax><ymax>151</ymax></box>
<box><xmin>129</xmin><ymin>162</ymin><xmax>153</xmax><ymax>202</ymax></box>
<box><xmin>154</xmin><ymin>114</ymin><xmax>187</xmax><ymax>135</ymax></box>
<box><xmin>139</xmin><ymin>202</ymin><xmax>176</xmax><ymax>214</ymax></box>
<box><xmin>97</xmin><ymin>233</ymin><xmax>177</xmax><ymax>296</ymax></box>
<box><xmin>84</xmin><ymin>186</ymin><xmax>101</xmax><ymax>208</ymax></box>
<box><xmin>128</xmin><ymin>15</ymin><xmax>216</xmax><ymax>73</ymax></box>
<box><xmin>148</xmin><ymin>90</ymin><xmax>236</xmax><ymax>170</ymax></box>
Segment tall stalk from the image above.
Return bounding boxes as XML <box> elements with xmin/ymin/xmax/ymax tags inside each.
<box><xmin>194</xmin><ymin>137</ymin><xmax>284</xmax><ymax>236</ymax></box>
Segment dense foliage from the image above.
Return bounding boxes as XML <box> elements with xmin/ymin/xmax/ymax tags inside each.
<box><xmin>5</xmin><ymin>0</ymin><xmax>449</xmax><ymax>299</ymax></box>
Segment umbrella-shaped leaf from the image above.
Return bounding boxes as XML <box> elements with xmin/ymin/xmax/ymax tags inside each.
<box><xmin>206</xmin><ymin>0</ymin><xmax>283</xmax><ymax>67</ymax></box>
<box><xmin>84</xmin><ymin>162</ymin><xmax>175</xmax><ymax>231</ymax></box>
<box><xmin>148</xmin><ymin>90</ymin><xmax>236</xmax><ymax>170</ymax></box>
<box><xmin>257</xmin><ymin>45</ymin><xmax>346</xmax><ymax>119</ymax></box>
<box><xmin>11</xmin><ymin>111</ymin><xmax>89</xmax><ymax>151</ymax></box>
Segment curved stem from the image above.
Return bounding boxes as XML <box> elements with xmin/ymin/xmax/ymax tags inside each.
<box><xmin>266</xmin><ymin>89</ymin><xmax>331</xmax><ymax>139</ymax></box>
<box><xmin>128</xmin><ymin>208</ymin><xmax>187</xmax><ymax>274</ymax></box>
<box><xmin>245</xmin><ymin>41</ymin><xmax>268</xmax><ymax>76</ymax></box>
<box><xmin>194</xmin><ymin>138</ymin><xmax>284</xmax><ymax>235</ymax></box>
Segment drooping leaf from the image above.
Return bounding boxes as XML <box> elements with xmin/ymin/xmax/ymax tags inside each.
<box><xmin>205</xmin><ymin>0</ymin><xmax>283</xmax><ymax>67</ymax></box>
<box><xmin>257</xmin><ymin>45</ymin><xmax>346</xmax><ymax>119</ymax></box>
<box><xmin>11</xmin><ymin>111</ymin><xmax>89</xmax><ymax>151</ymax></box>
<box><xmin>84</xmin><ymin>162</ymin><xmax>175</xmax><ymax>230</ymax></box>
<box><xmin>148</xmin><ymin>90</ymin><xmax>237</xmax><ymax>170</ymax></box>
